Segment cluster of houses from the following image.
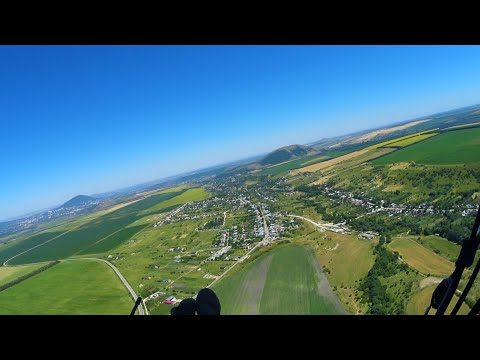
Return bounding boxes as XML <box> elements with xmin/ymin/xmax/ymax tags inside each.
<box><xmin>144</xmin><ymin>290</ymin><xmax>166</xmax><ymax>302</ymax></box>
<box><xmin>319</xmin><ymin>185</ymin><xmax>476</xmax><ymax>218</ymax></box>
<box><xmin>208</xmin><ymin>246</ymin><xmax>231</xmax><ymax>261</ymax></box>
<box><xmin>153</xmin><ymin>202</ymin><xmax>191</xmax><ymax>228</ymax></box>
<box><xmin>358</xmin><ymin>231</ymin><xmax>378</xmax><ymax>240</ymax></box>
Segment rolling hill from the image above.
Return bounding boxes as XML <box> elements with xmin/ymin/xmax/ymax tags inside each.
<box><xmin>259</xmin><ymin>144</ymin><xmax>317</xmax><ymax>166</ymax></box>
<box><xmin>60</xmin><ymin>195</ymin><xmax>97</xmax><ymax>208</ymax></box>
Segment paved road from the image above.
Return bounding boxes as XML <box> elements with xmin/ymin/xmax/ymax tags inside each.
<box><xmin>65</xmin><ymin>257</ymin><xmax>147</xmax><ymax>315</ymax></box>
<box><xmin>260</xmin><ymin>205</ymin><xmax>270</xmax><ymax>239</ymax></box>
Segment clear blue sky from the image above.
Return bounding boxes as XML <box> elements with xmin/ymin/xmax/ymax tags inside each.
<box><xmin>2</xmin><ymin>45</ymin><xmax>480</xmax><ymax>221</ymax></box>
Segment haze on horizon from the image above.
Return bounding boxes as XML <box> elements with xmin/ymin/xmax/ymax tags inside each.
<box><xmin>1</xmin><ymin>45</ymin><xmax>480</xmax><ymax>221</ymax></box>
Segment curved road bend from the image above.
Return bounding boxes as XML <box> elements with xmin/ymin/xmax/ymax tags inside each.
<box><xmin>65</xmin><ymin>258</ymin><xmax>147</xmax><ymax>315</ymax></box>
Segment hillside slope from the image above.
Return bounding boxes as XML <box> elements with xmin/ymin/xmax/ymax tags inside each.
<box><xmin>259</xmin><ymin>144</ymin><xmax>317</xmax><ymax>166</ymax></box>
<box><xmin>61</xmin><ymin>195</ymin><xmax>97</xmax><ymax>208</ymax></box>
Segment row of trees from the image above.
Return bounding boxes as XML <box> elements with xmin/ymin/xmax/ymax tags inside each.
<box><xmin>0</xmin><ymin>261</ymin><xmax>60</xmax><ymax>292</ymax></box>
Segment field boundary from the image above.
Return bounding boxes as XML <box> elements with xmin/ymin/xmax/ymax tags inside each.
<box><xmin>0</xmin><ymin>261</ymin><xmax>59</xmax><ymax>292</ymax></box>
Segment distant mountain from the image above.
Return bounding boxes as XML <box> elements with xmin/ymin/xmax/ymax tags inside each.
<box><xmin>259</xmin><ymin>144</ymin><xmax>318</xmax><ymax>166</ymax></box>
<box><xmin>61</xmin><ymin>195</ymin><xmax>97</xmax><ymax>208</ymax></box>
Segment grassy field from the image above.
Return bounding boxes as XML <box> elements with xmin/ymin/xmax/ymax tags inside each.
<box><xmin>372</xmin><ymin>128</ymin><xmax>480</xmax><ymax>165</ymax></box>
<box><xmin>213</xmin><ymin>244</ymin><xmax>344</xmax><ymax>314</ymax></box>
<box><xmin>382</xmin><ymin>133</ymin><xmax>438</xmax><ymax>147</ymax></box>
<box><xmin>297</xmin><ymin>225</ymin><xmax>376</xmax><ymax>314</ymax></box>
<box><xmin>402</xmin><ymin>235</ymin><xmax>461</xmax><ymax>263</ymax></box>
<box><xmin>366</xmin><ymin>131</ymin><xmax>434</xmax><ymax>150</ymax></box>
<box><xmin>6</xmin><ymin>190</ymin><xmax>186</xmax><ymax>265</ymax></box>
<box><xmin>406</xmin><ymin>286</ymin><xmax>470</xmax><ymax>315</ymax></box>
<box><xmin>78</xmin><ymin>224</ymin><xmax>149</xmax><ymax>255</ymax></box>
<box><xmin>291</xmin><ymin>148</ymin><xmax>396</xmax><ymax>175</ymax></box>
<box><xmin>0</xmin><ymin>260</ymin><xmax>133</xmax><ymax>314</ymax></box>
<box><xmin>258</xmin><ymin>150</ymin><xmax>356</xmax><ymax>176</ymax></box>
<box><xmin>0</xmin><ymin>263</ymin><xmax>45</xmax><ymax>286</ymax></box>
<box><xmin>389</xmin><ymin>238</ymin><xmax>454</xmax><ymax>276</ymax></box>
<box><xmin>140</xmin><ymin>188</ymin><xmax>210</xmax><ymax>215</ymax></box>
<box><xmin>0</xmin><ymin>231</ymin><xmax>64</xmax><ymax>265</ymax></box>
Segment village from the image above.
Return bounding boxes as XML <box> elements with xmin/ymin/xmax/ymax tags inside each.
<box><xmin>319</xmin><ymin>185</ymin><xmax>477</xmax><ymax>218</ymax></box>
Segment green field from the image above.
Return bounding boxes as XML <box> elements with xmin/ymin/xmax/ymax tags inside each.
<box><xmin>140</xmin><ymin>188</ymin><xmax>210</xmax><ymax>214</ymax></box>
<box><xmin>213</xmin><ymin>244</ymin><xmax>344</xmax><ymax>315</ymax></box>
<box><xmin>367</xmin><ymin>131</ymin><xmax>433</xmax><ymax>150</ymax></box>
<box><xmin>403</xmin><ymin>235</ymin><xmax>461</xmax><ymax>263</ymax></box>
<box><xmin>5</xmin><ymin>190</ymin><xmax>187</xmax><ymax>265</ymax></box>
<box><xmin>79</xmin><ymin>224</ymin><xmax>149</xmax><ymax>255</ymax></box>
<box><xmin>259</xmin><ymin>150</ymin><xmax>358</xmax><ymax>176</ymax></box>
<box><xmin>0</xmin><ymin>260</ymin><xmax>133</xmax><ymax>314</ymax></box>
<box><xmin>406</xmin><ymin>286</ymin><xmax>470</xmax><ymax>315</ymax></box>
<box><xmin>0</xmin><ymin>231</ymin><xmax>64</xmax><ymax>265</ymax></box>
<box><xmin>0</xmin><ymin>263</ymin><xmax>45</xmax><ymax>286</ymax></box>
<box><xmin>383</xmin><ymin>133</ymin><xmax>438</xmax><ymax>147</ymax></box>
<box><xmin>259</xmin><ymin>155</ymin><xmax>328</xmax><ymax>176</ymax></box>
<box><xmin>389</xmin><ymin>238</ymin><xmax>454</xmax><ymax>276</ymax></box>
<box><xmin>303</xmin><ymin>229</ymin><xmax>375</xmax><ymax>314</ymax></box>
<box><xmin>372</xmin><ymin>128</ymin><xmax>480</xmax><ymax>165</ymax></box>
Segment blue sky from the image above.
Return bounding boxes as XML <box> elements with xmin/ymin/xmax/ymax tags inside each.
<box><xmin>1</xmin><ymin>45</ymin><xmax>480</xmax><ymax>220</ymax></box>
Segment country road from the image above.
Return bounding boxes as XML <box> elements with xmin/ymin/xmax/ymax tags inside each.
<box><xmin>222</xmin><ymin>211</ymin><xmax>228</xmax><ymax>227</ymax></box>
<box><xmin>65</xmin><ymin>257</ymin><xmax>147</xmax><ymax>315</ymax></box>
<box><xmin>288</xmin><ymin>214</ymin><xmax>343</xmax><ymax>232</ymax></box>
<box><xmin>206</xmin><ymin>204</ymin><xmax>270</xmax><ymax>289</ymax></box>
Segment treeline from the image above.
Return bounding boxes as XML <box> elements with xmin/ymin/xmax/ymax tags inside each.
<box><xmin>0</xmin><ymin>261</ymin><xmax>60</xmax><ymax>292</ymax></box>
<box><xmin>348</xmin><ymin>214</ymin><xmax>421</xmax><ymax>236</ymax></box>
<box><xmin>429</xmin><ymin>219</ymin><xmax>472</xmax><ymax>245</ymax></box>
<box><xmin>359</xmin><ymin>241</ymin><xmax>408</xmax><ymax>314</ymax></box>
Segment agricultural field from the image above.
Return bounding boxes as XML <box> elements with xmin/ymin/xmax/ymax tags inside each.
<box><xmin>0</xmin><ymin>263</ymin><xmax>45</xmax><ymax>286</ymax></box>
<box><xmin>372</xmin><ymin>127</ymin><xmax>480</xmax><ymax>165</ymax></box>
<box><xmin>260</xmin><ymin>154</ymin><xmax>330</xmax><ymax>175</ymax></box>
<box><xmin>388</xmin><ymin>238</ymin><xmax>454</xmax><ymax>276</ymax></box>
<box><xmin>294</xmin><ymin>220</ymin><xmax>376</xmax><ymax>314</ymax></box>
<box><xmin>291</xmin><ymin>149</ymin><xmax>368</xmax><ymax>174</ymax></box>
<box><xmin>213</xmin><ymin>243</ymin><xmax>344</xmax><ymax>314</ymax></box>
<box><xmin>0</xmin><ymin>260</ymin><xmax>133</xmax><ymax>314</ymax></box>
<box><xmin>366</xmin><ymin>130</ymin><xmax>435</xmax><ymax>150</ymax></box>
<box><xmin>291</xmin><ymin>147</ymin><xmax>395</xmax><ymax>176</ymax></box>
<box><xmin>140</xmin><ymin>187</ymin><xmax>210</xmax><ymax>215</ymax></box>
<box><xmin>382</xmin><ymin>133</ymin><xmax>437</xmax><ymax>147</ymax></box>
<box><xmin>79</xmin><ymin>224</ymin><xmax>149</xmax><ymax>255</ymax></box>
<box><xmin>259</xmin><ymin>149</ymin><xmax>356</xmax><ymax>176</ymax></box>
<box><xmin>0</xmin><ymin>231</ymin><xmax>65</xmax><ymax>265</ymax></box>
<box><xmin>4</xmin><ymin>189</ymin><xmax>196</xmax><ymax>265</ymax></box>
<box><xmin>406</xmin><ymin>286</ymin><xmax>470</xmax><ymax>315</ymax></box>
<box><xmin>402</xmin><ymin>235</ymin><xmax>461</xmax><ymax>263</ymax></box>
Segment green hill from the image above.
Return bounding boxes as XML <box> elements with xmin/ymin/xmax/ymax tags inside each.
<box><xmin>61</xmin><ymin>195</ymin><xmax>97</xmax><ymax>208</ymax></box>
<box><xmin>259</xmin><ymin>144</ymin><xmax>317</xmax><ymax>166</ymax></box>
